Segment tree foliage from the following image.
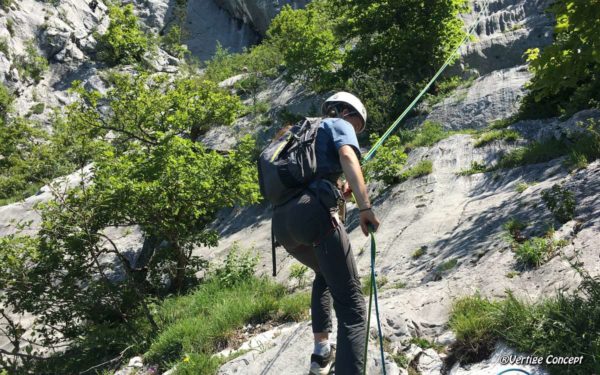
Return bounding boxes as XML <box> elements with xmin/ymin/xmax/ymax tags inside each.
<box><xmin>97</xmin><ymin>4</ymin><xmax>150</xmax><ymax>65</ymax></box>
<box><xmin>521</xmin><ymin>0</ymin><xmax>600</xmax><ymax>118</ymax></box>
<box><xmin>265</xmin><ymin>0</ymin><xmax>468</xmax><ymax>133</ymax></box>
<box><xmin>268</xmin><ymin>1</ymin><xmax>343</xmax><ymax>89</ymax></box>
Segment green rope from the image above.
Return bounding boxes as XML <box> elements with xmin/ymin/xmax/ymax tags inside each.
<box><xmin>363</xmin><ymin>227</ymin><xmax>386</xmax><ymax>375</ymax></box>
<box><xmin>363</xmin><ymin>0</ymin><xmax>490</xmax><ymax>163</ymax></box>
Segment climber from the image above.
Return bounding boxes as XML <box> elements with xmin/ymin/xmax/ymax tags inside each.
<box><xmin>271</xmin><ymin>92</ymin><xmax>380</xmax><ymax>374</ymax></box>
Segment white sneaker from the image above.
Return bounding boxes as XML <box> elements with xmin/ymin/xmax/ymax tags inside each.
<box><xmin>308</xmin><ymin>345</ymin><xmax>335</xmax><ymax>375</ymax></box>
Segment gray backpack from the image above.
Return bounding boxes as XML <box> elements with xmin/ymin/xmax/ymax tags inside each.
<box><xmin>258</xmin><ymin>117</ymin><xmax>322</xmax><ymax>206</ymax></box>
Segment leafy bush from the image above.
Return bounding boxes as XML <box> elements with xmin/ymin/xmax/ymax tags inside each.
<box><xmin>541</xmin><ymin>184</ymin><xmax>576</xmax><ymax>223</ymax></box>
<box><xmin>514</xmin><ymin>237</ymin><xmax>554</xmax><ymax>267</ymax></box>
<box><xmin>515</xmin><ymin>182</ymin><xmax>530</xmax><ymax>193</ymax></box>
<box><xmin>15</xmin><ymin>40</ymin><xmax>48</xmax><ymax>83</ymax></box>
<box><xmin>363</xmin><ymin>135</ymin><xmax>408</xmax><ymax>184</ymax></box>
<box><xmin>361</xmin><ymin>274</ymin><xmax>388</xmax><ymax>295</ymax></box>
<box><xmin>213</xmin><ymin>244</ymin><xmax>259</xmax><ymax>288</ymax></box>
<box><xmin>520</xmin><ymin>1</ymin><xmax>600</xmax><ymax>118</ymax></box>
<box><xmin>97</xmin><ymin>4</ymin><xmax>150</xmax><ymax>65</ymax></box>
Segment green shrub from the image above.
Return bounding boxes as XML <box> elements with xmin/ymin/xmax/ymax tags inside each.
<box><xmin>425</xmin><ymin>75</ymin><xmax>475</xmax><ymax>107</ymax></box>
<box><xmin>495</xmin><ymin>138</ymin><xmax>569</xmax><ymax>169</ymax></box>
<box><xmin>363</xmin><ymin>135</ymin><xmax>408</xmax><ymax>184</ymax></box>
<box><xmin>520</xmin><ymin>1</ymin><xmax>600</xmax><ymax>118</ymax></box>
<box><xmin>412</xmin><ymin>246</ymin><xmax>427</xmax><ymax>259</ymax></box>
<box><xmin>97</xmin><ymin>4</ymin><xmax>150</xmax><ymax>65</ymax></box>
<box><xmin>514</xmin><ymin>237</ymin><xmax>553</xmax><ymax>267</ymax></box>
<box><xmin>541</xmin><ymin>184</ymin><xmax>576</xmax><ymax>223</ymax></box>
<box><xmin>474</xmin><ymin>129</ymin><xmax>520</xmax><ymax>147</ymax></box>
<box><xmin>6</xmin><ymin>18</ymin><xmax>14</xmax><ymax>36</ymax></box>
<box><xmin>213</xmin><ymin>244</ymin><xmax>259</xmax><ymax>288</ymax></box>
<box><xmin>15</xmin><ymin>40</ymin><xmax>48</xmax><ymax>83</ymax></box>
<box><xmin>161</xmin><ymin>25</ymin><xmax>188</xmax><ymax>59</ymax></box>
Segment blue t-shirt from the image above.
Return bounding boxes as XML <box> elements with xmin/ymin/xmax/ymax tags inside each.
<box><xmin>315</xmin><ymin>118</ymin><xmax>361</xmax><ymax>178</ymax></box>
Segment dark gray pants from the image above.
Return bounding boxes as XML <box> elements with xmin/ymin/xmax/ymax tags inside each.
<box><xmin>273</xmin><ymin>191</ymin><xmax>366</xmax><ymax>375</ymax></box>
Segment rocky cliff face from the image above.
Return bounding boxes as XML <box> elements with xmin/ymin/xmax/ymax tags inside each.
<box><xmin>1</xmin><ymin>0</ymin><xmax>599</xmax><ymax>374</ymax></box>
<box><xmin>215</xmin><ymin>0</ymin><xmax>309</xmax><ymax>35</ymax></box>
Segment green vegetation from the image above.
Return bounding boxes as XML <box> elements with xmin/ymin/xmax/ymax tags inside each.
<box><xmin>458</xmin><ymin>160</ymin><xmax>487</xmax><ymax>176</ymax></box>
<box><xmin>0</xmin><ymin>0</ymin><xmax>11</xmax><ymax>11</ymax></box>
<box><xmin>15</xmin><ymin>40</ymin><xmax>48</xmax><ymax>83</ymax></box>
<box><xmin>410</xmin><ymin>337</ymin><xmax>444</xmax><ymax>352</ymax></box>
<box><xmin>97</xmin><ymin>4</ymin><xmax>151</xmax><ymax>65</ymax></box>
<box><xmin>520</xmin><ymin>1</ymin><xmax>600</xmax><ymax>118</ymax></box>
<box><xmin>0</xmin><ymin>81</ymin><xmax>12</xmax><ymax>121</ymax></box>
<box><xmin>145</xmin><ymin>276</ymin><xmax>310</xmax><ymax>372</ymax></box>
<box><xmin>473</xmin><ymin>129</ymin><xmax>520</xmax><ymax>147</ymax></box>
<box><xmin>364</xmin><ymin>135</ymin><xmax>408</xmax><ymax>184</ymax></box>
<box><xmin>424</xmin><ymin>75</ymin><xmax>476</xmax><ymax>108</ymax></box>
<box><xmin>450</xmin><ymin>274</ymin><xmax>600</xmax><ymax>373</ymax></box>
<box><xmin>412</xmin><ymin>246</ymin><xmax>428</xmax><ymax>259</ymax></box>
<box><xmin>289</xmin><ymin>263</ymin><xmax>310</xmax><ymax>288</ymax></box>
<box><xmin>513</xmin><ymin>236</ymin><xmax>565</xmax><ymax>268</ymax></box>
<box><xmin>399</xmin><ymin>121</ymin><xmax>453</xmax><ymax>151</ymax></box>
<box><xmin>0</xmin><ymin>68</ymin><xmax>260</xmax><ymax>373</ymax></box>
<box><xmin>515</xmin><ymin>182</ymin><xmax>530</xmax><ymax>193</ymax></box>
<box><xmin>6</xmin><ymin>18</ymin><xmax>14</xmax><ymax>36</ymax></box>
<box><xmin>541</xmin><ymin>184</ymin><xmax>576</xmax><ymax>223</ymax></box>
<box><xmin>503</xmin><ymin>218</ymin><xmax>527</xmax><ymax>242</ymax></box>
<box><xmin>161</xmin><ymin>25</ymin><xmax>188</xmax><ymax>59</ymax></box>
<box><xmin>365</xmin><ymin>122</ymin><xmax>449</xmax><ymax>184</ymax></box>
<box><xmin>268</xmin><ymin>2</ymin><xmax>342</xmax><ymax>89</ymax></box>
<box><xmin>0</xmin><ymin>37</ymin><xmax>8</xmax><ymax>56</ymax></box>
<box><xmin>29</xmin><ymin>102</ymin><xmax>45</xmax><ymax>115</ymax></box>
<box><xmin>437</xmin><ymin>259</ymin><xmax>458</xmax><ymax>273</ymax></box>
<box><xmin>401</xmin><ymin>160</ymin><xmax>433</xmax><ymax>181</ymax></box>
<box><xmin>205</xmin><ymin>0</ymin><xmax>468</xmax><ymax>133</ymax></box>
<box><xmin>361</xmin><ymin>274</ymin><xmax>388</xmax><ymax>295</ymax></box>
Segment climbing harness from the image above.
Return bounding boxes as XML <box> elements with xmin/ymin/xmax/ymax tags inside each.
<box><xmin>360</xmin><ymin>1</ymin><xmax>491</xmax><ymax>373</ymax></box>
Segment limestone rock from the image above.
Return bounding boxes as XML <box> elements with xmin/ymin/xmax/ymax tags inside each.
<box><xmin>214</xmin><ymin>0</ymin><xmax>309</xmax><ymax>35</ymax></box>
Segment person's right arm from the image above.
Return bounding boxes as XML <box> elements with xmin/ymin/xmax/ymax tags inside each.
<box><xmin>338</xmin><ymin>145</ymin><xmax>380</xmax><ymax>236</ymax></box>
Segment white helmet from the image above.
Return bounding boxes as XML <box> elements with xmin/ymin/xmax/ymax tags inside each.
<box><xmin>322</xmin><ymin>91</ymin><xmax>367</xmax><ymax>132</ymax></box>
